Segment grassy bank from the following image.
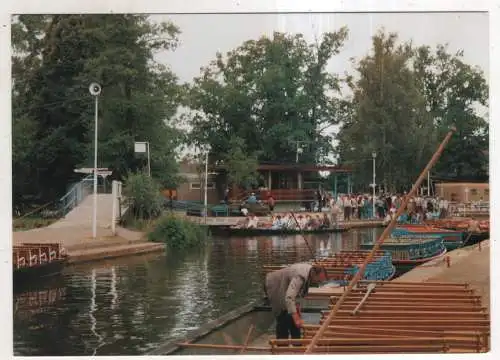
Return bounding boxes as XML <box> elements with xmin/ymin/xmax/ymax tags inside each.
<box><xmin>13</xmin><ymin>217</ymin><xmax>59</xmax><ymax>231</ymax></box>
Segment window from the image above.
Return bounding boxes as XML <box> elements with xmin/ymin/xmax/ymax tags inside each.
<box><xmin>470</xmin><ymin>189</ymin><xmax>478</xmax><ymax>195</ymax></box>
<box><xmin>450</xmin><ymin>193</ymin><xmax>458</xmax><ymax>202</ymax></box>
<box><xmin>190</xmin><ymin>183</ymin><xmax>201</xmax><ymax>190</ymax></box>
<box><xmin>190</xmin><ymin>182</ymin><xmax>215</xmax><ymax>190</ymax></box>
<box><xmin>484</xmin><ymin>189</ymin><xmax>489</xmax><ymax>196</ymax></box>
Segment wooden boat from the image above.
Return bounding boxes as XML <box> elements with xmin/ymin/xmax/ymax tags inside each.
<box><xmin>210</xmin><ymin>225</ymin><xmax>350</xmax><ymax>237</ymax></box>
<box><xmin>360</xmin><ymin>237</ymin><xmax>447</xmax><ymax>275</ymax></box>
<box><xmin>147</xmin><ymin>298</ymin><xmax>325</xmax><ymax>355</ymax></box>
<box><xmin>465</xmin><ymin>231</ymin><xmax>490</xmax><ymax>245</ymax></box>
<box><xmin>13</xmin><ymin>243</ymin><xmax>68</xmax><ymax>284</ymax></box>
<box><xmin>262</xmin><ymin>251</ymin><xmax>396</xmax><ymax>285</ymax></box>
<box><xmin>425</xmin><ymin>218</ymin><xmax>490</xmax><ymax>232</ymax></box>
<box><xmin>391</xmin><ymin>225</ymin><xmax>465</xmax><ymax>251</ymax></box>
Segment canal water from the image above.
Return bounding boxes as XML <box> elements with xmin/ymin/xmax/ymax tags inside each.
<box><xmin>13</xmin><ymin>227</ymin><xmax>383</xmax><ymax>356</ymax></box>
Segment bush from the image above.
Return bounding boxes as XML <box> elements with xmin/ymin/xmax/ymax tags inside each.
<box><xmin>148</xmin><ymin>213</ymin><xmax>209</xmax><ymax>250</ymax></box>
<box><xmin>123</xmin><ymin>172</ymin><xmax>163</xmax><ymax>220</ymax></box>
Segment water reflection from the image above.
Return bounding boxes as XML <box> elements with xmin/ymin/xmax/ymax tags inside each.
<box><xmin>246</xmin><ymin>237</ymin><xmax>258</xmax><ymax>253</ymax></box>
<box><xmin>13</xmin><ymin>227</ymin><xmax>384</xmax><ymax>356</ymax></box>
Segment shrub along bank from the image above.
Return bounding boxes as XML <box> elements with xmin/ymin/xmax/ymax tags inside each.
<box><xmin>147</xmin><ymin>213</ymin><xmax>209</xmax><ymax>250</ymax></box>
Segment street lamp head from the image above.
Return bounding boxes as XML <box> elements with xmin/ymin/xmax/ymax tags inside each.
<box><xmin>372</xmin><ymin>151</ymin><xmax>377</xmax><ymax>159</ymax></box>
<box><xmin>89</xmin><ymin>83</ymin><xmax>102</xmax><ymax>96</ymax></box>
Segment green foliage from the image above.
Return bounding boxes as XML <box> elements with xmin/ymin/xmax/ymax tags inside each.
<box><xmin>147</xmin><ymin>213</ymin><xmax>209</xmax><ymax>250</ymax></box>
<box><xmin>12</xmin><ymin>15</ymin><xmax>184</xmax><ymax>208</ymax></box>
<box><xmin>123</xmin><ymin>172</ymin><xmax>163</xmax><ymax>220</ymax></box>
<box><xmin>336</xmin><ymin>30</ymin><xmax>488</xmax><ymax>191</ymax></box>
<box><xmin>220</xmin><ymin>136</ymin><xmax>260</xmax><ymax>189</ymax></box>
<box><xmin>412</xmin><ymin>44</ymin><xmax>489</xmax><ymax>179</ymax></box>
<box><xmin>185</xmin><ymin>28</ymin><xmax>349</xmax><ymax>166</ymax></box>
<box><xmin>12</xmin><ymin>17</ymin><xmax>489</xmax><ymax>204</ymax></box>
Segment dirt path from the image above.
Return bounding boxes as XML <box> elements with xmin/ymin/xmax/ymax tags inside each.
<box><xmin>428</xmin><ymin>244</ymin><xmax>490</xmax><ymax>311</ymax></box>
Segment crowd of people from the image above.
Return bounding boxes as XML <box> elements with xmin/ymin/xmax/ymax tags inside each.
<box><xmin>234</xmin><ymin>191</ymin><xmax>456</xmax><ymax>229</ymax></box>
<box><xmin>320</xmin><ymin>193</ymin><xmax>452</xmax><ymax>224</ymax></box>
<box><xmin>234</xmin><ymin>212</ymin><xmax>333</xmax><ymax>230</ymax></box>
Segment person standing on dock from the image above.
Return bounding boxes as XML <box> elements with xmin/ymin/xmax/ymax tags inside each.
<box><xmin>264</xmin><ymin>264</ymin><xmax>328</xmax><ymax>341</ymax></box>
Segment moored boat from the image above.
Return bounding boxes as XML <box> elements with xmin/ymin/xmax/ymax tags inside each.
<box><xmin>262</xmin><ymin>251</ymin><xmax>396</xmax><ymax>286</ymax></box>
<box><xmin>465</xmin><ymin>231</ymin><xmax>490</xmax><ymax>245</ymax></box>
<box><xmin>210</xmin><ymin>225</ymin><xmax>350</xmax><ymax>237</ymax></box>
<box><xmin>146</xmin><ymin>298</ymin><xmax>324</xmax><ymax>355</ymax></box>
<box><xmin>425</xmin><ymin>218</ymin><xmax>490</xmax><ymax>232</ymax></box>
<box><xmin>13</xmin><ymin>243</ymin><xmax>68</xmax><ymax>284</ymax></box>
<box><xmin>391</xmin><ymin>225</ymin><xmax>465</xmax><ymax>251</ymax></box>
<box><xmin>360</xmin><ymin>237</ymin><xmax>447</xmax><ymax>275</ymax></box>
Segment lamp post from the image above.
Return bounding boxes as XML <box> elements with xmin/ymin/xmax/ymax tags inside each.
<box><xmin>372</xmin><ymin>152</ymin><xmax>377</xmax><ymax>219</ymax></box>
<box><xmin>89</xmin><ymin>83</ymin><xmax>102</xmax><ymax>239</ymax></box>
<box><xmin>427</xmin><ymin>171</ymin><xmax>431</xmax><ymax>196</ymax></box>
<box><xmin>204</xmin><ymin>150</ymin><xmax>208</xmax><ymax>221</ymax></box>
<box><xmin>296</xmin><ymin>142</ymin><xmax>304</xmax><ymax>163</ymax></box>
<box><xmin>146</xmin><ymin>142</ymin><xmax>151</xmax><ymax>177</ymax></box>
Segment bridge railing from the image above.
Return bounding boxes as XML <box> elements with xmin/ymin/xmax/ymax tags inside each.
<box><xmin>57</xmin><ymin>176</ymin><xmax>94</xmax><ymax>217</ymax></box>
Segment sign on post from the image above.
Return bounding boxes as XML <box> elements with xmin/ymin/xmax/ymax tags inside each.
<box><xmin>134</xmin><ymin>142</ymin><xmax>148</xmax><ymax>153</ymax></box>
<box><xmin>134</xmin><ymin>141</ymin><xmax>151</xmax><ymax>177</ymax></box>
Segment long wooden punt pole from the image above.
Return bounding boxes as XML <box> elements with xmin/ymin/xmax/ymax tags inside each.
<box><xmin>357</xmin><ymin>280</ymin><xmax>468</xmax><ymax>287</ymax></box>
<box><xmin>177</xmin><ymin>343</ymin><xmax>270</xmax><ymax>352</ymax></box>
<box><xmin>304</xmin><ymin>127</ymin><xmax>457</xmax><ymax>354</ymax></box>
<box><xmin>302</xmin><ymin>324</ymin><xmax>487</xmax><ymax>337</ymax></box>
<box><xmin>239</xmin><ymin>324</ymin><xmax>255</xmax><ymax>354</ymax></box>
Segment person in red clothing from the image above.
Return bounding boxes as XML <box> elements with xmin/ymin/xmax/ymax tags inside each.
<box><xmin>268</xmin><ymin>194</ymin><xmax>276</xmax><ymax>212</ymax></box>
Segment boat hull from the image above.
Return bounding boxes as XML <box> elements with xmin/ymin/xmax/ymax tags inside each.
<box><xmin>392</xmin><ymin>247</ymin><xmax>447</xmax><ymax>275</ymax></box>
<box><xmin>147</xmin><ymin>299</ymin><xmax>324</xmax><ymax>356</ymax></box>
<box><xmin>465</xmin><ymin>232</ymin><xmax>489</xmax><ymax>246</ymax></box>
<box><xmin>13</xmin><ymin>258</ymin><xmax>67</xmax><ymax>285</ymax></box>
<box><xmin>443</xmin><ymin>240</ymin><xmax>463</xmax><ymax>252</ymax></box>
<box><xmin>392</xmin><ymin>226</ymin><xmax>465</xmax><ymax>252</ymax></box>
<box><xmin>210</xmin><ymin>226</ymin><xmax>349</xmax><ymax>237</ymax></box>
<box><xmin>360</xmin><ymin>239</ymin><xmax>447</xmax><ymax>276</ymax></box>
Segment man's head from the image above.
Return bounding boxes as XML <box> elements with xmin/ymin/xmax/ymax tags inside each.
<box><xmin>309</xmin><ymin>265</ymin><xmax>328</xmax><ymax>285</ymax></box>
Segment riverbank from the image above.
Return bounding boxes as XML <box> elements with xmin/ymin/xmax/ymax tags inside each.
<box><xmin>397</xmin><ymin>239</ymin><xmax>490</xmax><ymax>310</ymax></box>
<box><xmin>13</xmin><ymin>225</ymin><xmax>165</xmax><ymax>264</ymax></box>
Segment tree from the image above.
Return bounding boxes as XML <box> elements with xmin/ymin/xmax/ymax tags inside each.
<box><xmin>219</xmin><ymin>136</ymin><xmax>260</xmax><ymax>189</ymax></box>
<box><xmin>123</xmin><ymin>172</ymin><xmax>163</xmax><ymax>220</ymax></box>
<box><xmin>413</xmin><ymin>44</ymin><xmax>489</xmax><ymax>180</ymax></box>
<box><xmin>336</xmin><ymin>30</ymin><xmax>432</xmax><ymax>192</ymax></box>
<box><xmin>336</xmin><ymin>30</ymin><xmax>489</xmax><ymax>191</ymax></box>
<box><xmin>185</xmin><ymin>28</ymin><xmax>349</xmax><ymax>170</ymax></box>
<box><xmin>12</xmin><ymin>15</ymin><xmax>184</xmax><ymax>208</ymax></box>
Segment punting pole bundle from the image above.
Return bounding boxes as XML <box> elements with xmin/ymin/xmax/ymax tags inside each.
<box><xmin>269</xmin><ymin>280</ymin><xmax>490</xmax><ymax>354</ymax></box>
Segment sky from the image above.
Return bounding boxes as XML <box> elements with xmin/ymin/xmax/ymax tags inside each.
<box><xmin>155</xmin><ymin>12</ymin><xmax>489</xmax><ymax>85</ymax></box>
<box><xmin>152</xmin><ymin>12</ymin><xmax>489</xmax><ymax>158</ymax></box>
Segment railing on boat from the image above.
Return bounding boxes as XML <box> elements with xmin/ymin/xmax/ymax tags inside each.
<box><xmin>13</xmin><ymin>243</ymin><xmax>66</xmax><ymax>269</ymax></box>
